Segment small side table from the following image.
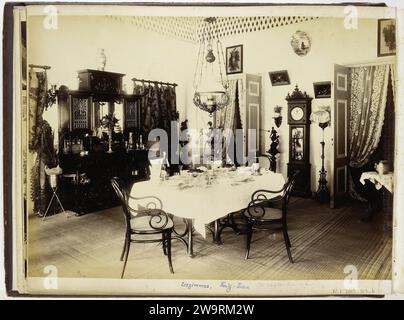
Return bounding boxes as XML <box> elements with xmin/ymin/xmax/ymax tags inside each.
<box><xmin>360</xmin><ymin>171</ymin><xmax>394</xmax><ymax>193</ymax></box>
<box><xmin>360</xmin><ymin>171</ymin><xmax>394</xmax><ymax>232</ymax></box>
<box><xmin>43</xmin><ymin>166</ymin><xmax>66</xmax><ymax>221</ymax></box>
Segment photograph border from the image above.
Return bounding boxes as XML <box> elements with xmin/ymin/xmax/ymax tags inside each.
<box><xmin>2</xmin><ymin>2</ymin><xmax>404</xmax><ymax>298</ymax></box>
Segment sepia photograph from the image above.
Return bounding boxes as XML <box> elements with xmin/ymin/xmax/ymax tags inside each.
<box><xmin>378</xmin><ymin>18</ymin><xmax>396</xmax><ymax>57</ymax></box>
<box><xmin>2</xmin><ymin>1</ymin><xmax>404</xmax><ymax>299</ymax></box>
<box><xmin>269</xmin><ymin>70</ymin><xmax>291</xmax><ymax>86</ymax></box>
<box><xmin>313</xmin><ymin>81</ymin><xmax>332</xmax><ymax>98</ymax></box>
<box><xmin>226</xmin><ymin>44</ymin><xmax>243</xmax><ymax>74</ymax></box>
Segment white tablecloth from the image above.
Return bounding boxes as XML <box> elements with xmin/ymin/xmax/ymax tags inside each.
<box><xmin>360</xmin><ymin>171</ymin><xmax>394</xmax><ymax>193</ymax></box>
<box><xmin>129</xmin><ymin>169</ymin><xmax>285</xmax><ymax>237</ymax></box>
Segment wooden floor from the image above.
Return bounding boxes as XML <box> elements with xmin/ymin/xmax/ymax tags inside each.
<box><xmin>28</xmin><ymin>198</ymin><xmax>392</xmax><ymax>280</ymax></box>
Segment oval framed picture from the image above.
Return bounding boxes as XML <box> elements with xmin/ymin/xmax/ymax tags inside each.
<box><xmin>291</xmin><ymin>30</ymin><xmax>311</xmax><ymax>56</ymax></box>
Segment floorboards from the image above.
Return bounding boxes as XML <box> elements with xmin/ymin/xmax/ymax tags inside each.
<box><xmin>27</xmin><ymin>198</ymin><xmax>392</xmax><ymax>280</ymax></box>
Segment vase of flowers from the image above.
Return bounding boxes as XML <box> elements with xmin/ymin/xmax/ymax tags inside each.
<box><xmin>100</xmin><ymin>112</ymin><xmax>118</xmax><ymax>153</ymax></box>
<box><xmin>273</xmin><ymin>105</ymin><xmax>282</xmax><ymax>128</ymax></box>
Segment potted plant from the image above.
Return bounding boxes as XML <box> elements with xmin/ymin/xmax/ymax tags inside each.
<box><xmin>100</xmin><ymin>112</ymin><xmax>118</xmax><ymax>153</ymax></box>
<box><xmin>273</xmin><ymin>105</ymin><xmax>282</xmax><ymax>127</ymax></box>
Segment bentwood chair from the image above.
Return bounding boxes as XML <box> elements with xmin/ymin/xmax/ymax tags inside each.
<box><xmin>244</xmin><ymin>170</ymin><xmax>299</xmax><ymax>263</ymax></box>
<box><xmin>110</xmin><ymin>177</ymin><xmax>174</xmax><ymax>278</ymax></box>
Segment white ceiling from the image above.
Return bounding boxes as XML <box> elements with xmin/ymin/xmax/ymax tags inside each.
<box><xmin>106</xmin><ymin>16</ymin><xmax>318</xmax><ymax>43</ymax></box>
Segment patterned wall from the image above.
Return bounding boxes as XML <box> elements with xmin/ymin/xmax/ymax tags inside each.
<box><xmin>195</xmin><ymin>16</ymin><xmax>318</xmax><ymax>41</ymax></box>
<box><xmin>107</xmin><ymin>16</ymin><xmax>318</xmax><ymax>43</ymax></box>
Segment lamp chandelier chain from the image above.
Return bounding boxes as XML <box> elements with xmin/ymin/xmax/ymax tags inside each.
<box><xmin>192</xmin><ymin>17</ymin><xmax>230</xmax><ymax>115</ymax></box>
<box><xmin>214</xmin><ymin>24</ymin><xmax>229</xmax><ymax>89</ymax></box>
<box><xmin>193</xmin><ymin>35</ymin><xmax>205</xmax><ymax>90</ymax></box>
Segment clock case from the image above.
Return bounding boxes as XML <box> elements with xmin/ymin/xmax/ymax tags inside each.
<box><xmin>286</xmin><ymin>86</ymin><xmax>312</xmax><ymax>197</ymax></box>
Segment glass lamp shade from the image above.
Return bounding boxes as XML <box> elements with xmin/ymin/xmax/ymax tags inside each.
<box><xmin>193</xmin><ymin>91</ymin><xmax>229</xmax><ymax>115</ymax></box>
<box><xmin>310</xmin><ymin>107</ymin><xmax>331</xmax><ymax>127</ymax></box>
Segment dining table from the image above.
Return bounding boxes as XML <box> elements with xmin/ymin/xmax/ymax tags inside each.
<box><xmin>129</xmin><ymin>166</ymin><xmax>286</xmax><ymax>256</ymax></box>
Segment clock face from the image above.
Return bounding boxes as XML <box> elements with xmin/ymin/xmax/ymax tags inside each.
<box><xmin>291</xmin><ymin>106</ymin><xmax>304</xmax><ymax>121</ymax></box>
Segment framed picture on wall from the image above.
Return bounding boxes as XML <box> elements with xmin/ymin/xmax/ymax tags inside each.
<box><xmin>268</xmin><ymin>70</ymin><xmax>290</xmax><ymax>86</ymax></box>
<box><xmin>377</xmin><ymin>19</ymin><xmax>396</xmax><ymax>57</ymax></box>
<box><xmin>313</xmin><ymin>81</ymin><xmax>331</xmax><ymax>98</ymax></box>
<box><xmin>226</xmin><ymin>45</ymin><xmax>243</xmax><ymax>74</ymax></box>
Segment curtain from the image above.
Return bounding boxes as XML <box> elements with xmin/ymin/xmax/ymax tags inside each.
<box><xmin>214</xmin><ymin>79</ymin><xmax>238</xmax><ymax>130</ymax></box>
<box><xmin>28</xmin><ymin>70</ymin><xmax>48</xmax><ymax>151</ymax></box>
<box><xmin>348</xmin><ymin>64</ymin><xmax>390</xmax><ymax>168</ymax></box>
<box><xmin>28</xmin><ymin>70</ymin><xmax>57</xmax><ymax>215</ymax></box>
<box><xmin>213</xmin><ymin>80</ymin><xmax>243</xmax><ymax>165</ymax></box>
<box><xmin>391</xmin><ymin>64</ymin><xmax>396</xmax><ymax>101</ymax></box>
<box><xmin>134</xmin><ymin>83</ymin><xmax>178</xmax><ymax>136</ymax></box>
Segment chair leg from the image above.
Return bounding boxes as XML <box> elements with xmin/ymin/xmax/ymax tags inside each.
<box><xmin>282</xmin><ymin>225</ymin><xmax>293</xmax><ymax>263</ymax></box>
<box><xmin>244</xmin><ymin>223</ymin><xmax>254</xmax><ymax>260</ymax></box>
<box><xmin>120</xmin><ymin>233</ymin><xmax>128</xmax><ymax>261</ymax></box>
<box><xmin>229</xmin><ymin>212</ymin><xmax>242</xmax><ymax>235</ymax></box>
<box><xmin>166</xmin><ymin>230</ymin><xmax>174</xmax><ymax>274</ymax></box>
<box><xmin>162</xmin><ymin>232</ymin><xmax>168</xmax><ymax>256</ymax></box>
<box><xmin>284</xmin><ymin>221</ymin><xmax>292</xmax><ymax>248</ymax></box>
<box><xmin>121</xmin><ymin>240</ymin><xmax>131</xmax><ymax>278</ymax></box>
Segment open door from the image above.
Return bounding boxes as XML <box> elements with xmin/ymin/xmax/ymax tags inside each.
<box><xmin>331</xmin><ymin>64</ymin><xmax>351</xmax><ymax>208</ymax></box>
<box><xmin>245</xmin><ymin>74</ymin><xmax>262</xmax><ymax>158</ymax></box>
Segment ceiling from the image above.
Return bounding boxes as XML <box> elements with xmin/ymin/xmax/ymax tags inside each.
<box><xmin>106</xmin><ymin>16</ymin><xmax>318</xmax><ymax>43</ymax></box>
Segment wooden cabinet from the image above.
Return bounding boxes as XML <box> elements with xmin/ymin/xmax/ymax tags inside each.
<box><xmin>122</xmin><ymin>94</ymin><xmax>142</xmax><ymax>136</ymax></box>
<box><xmin>77</xmin><ymin>69</ymin><xmax>124</xmax><ymax>101</ymax></box>
<box><xmin>286</xmin><ymin>85</ymin><xmax>312</xmax><ymax>197</ymax></box>
<box><xmin>56</xmin><ymin>70</ymin><xmax>149</xmax><ymax>214</ymax></box>
<box><xmin>59</xmin><ymin>149</ymin><xmax>149</xmax><ymax>214</ymax></box>
<box><xmin>70</xmin><ymin>91</ymin><xmax>93</xmax><ymax>132</ymax></box>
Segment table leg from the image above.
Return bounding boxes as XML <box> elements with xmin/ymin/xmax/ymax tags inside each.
<box><xmin>187</xmin><ymin>218</ymin><xmax>193</xmax><ymax>257</ymax></box>
<box><xmin>214</xmin><ymin>219</ymin><xmax>219</xmax><ymax>243</ymax></box>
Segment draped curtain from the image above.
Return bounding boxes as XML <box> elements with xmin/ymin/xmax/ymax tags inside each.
<box><xmin>348</xmin><ymin>64</ymin><xmax>391</xmax><ymax>168</ymax></box>
<box><xmin>214</xmin><ymin>79</ymin><xmax>238</xmax><ymax>130</ymax></box>
<box><xmin>29</xmin><ymin>70</ymin><xmax>48</xmax><ymax>152</ymax></box>
<box><xmin>213</xmin><ymin>79</ymin><xmax>243</xmax><ymax>165</ymax></box>
<box><xmin>28</xmin><ymin>70</ymin><xmax>56</xmax><ymax>215</ymax></box>
<box><xmin>134</xmin><ymin>83</ymin><xmax>178</xmax><ymax>136</ymax></box>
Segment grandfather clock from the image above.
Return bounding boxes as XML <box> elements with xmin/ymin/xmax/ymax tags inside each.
<box><xmin>286</xmin><ymin>85</ymin><xmax>312</xmax><ymax>197</ymax></box>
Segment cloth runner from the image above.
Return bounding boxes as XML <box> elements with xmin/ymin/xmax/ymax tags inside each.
<box><xmin>360</xmin><ymin>171</ymin><xmax>394</xmax><ymax>193</ymax></box>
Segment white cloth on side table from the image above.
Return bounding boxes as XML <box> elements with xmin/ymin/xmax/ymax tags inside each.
<box><xmin>360</xmin><ymin>171</ymin><xmax>394</xmax><ymax>193</ymax></box>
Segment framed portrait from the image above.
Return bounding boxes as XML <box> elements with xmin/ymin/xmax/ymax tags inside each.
<box><xmin>269</xmin><ymin>70</ymin><xmax>290</xmax><ymax>86</ymax></box>
<box><xmin>226</xmin><ymin>44</ymin><xmax>243</xmax><ymax>74</ymax></box>
<box><xmin>313</xmin><ymin>81</ymin><xmax>331</xmax><ymax>98</ymax></box>
<box><xmin>377</xmin><ymin>19</ymin><xmax>396</xmax><ymax>57</ymax></box>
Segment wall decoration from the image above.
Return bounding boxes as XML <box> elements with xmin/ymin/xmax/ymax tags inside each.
<box><xmin>226</xmin><ymin>45</ymin><xmax>243</xmax><ymax>74</ymax></box>
<box><xmin>269</xmin><ymin>70</ymin><xmax>290</xmax><ymax>86</ymax></box>
<box><xmin>378</xmin><ymin>19</ymin><xmax>396</xmax><ymax>57</ymax></box>
<box><xmin>291</xmin><ymin>30</ymin><xmax>311</xmax><ymax>56</ymax></box>
<box><xmin>313</xmin><ymin>81</ymin><xmax>331</xmax><ymax>98</ymax></box>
